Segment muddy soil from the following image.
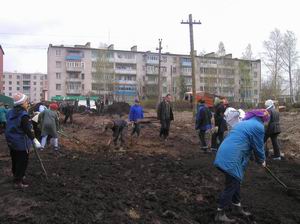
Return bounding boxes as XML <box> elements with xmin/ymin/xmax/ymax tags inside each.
<box><xmin>0</xmin><ymin>111</ymin><xmax>300</xmax><ymax>224</ymax></box>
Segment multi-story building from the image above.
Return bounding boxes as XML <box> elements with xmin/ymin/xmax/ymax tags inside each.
<box><xmin>0</xmin><ymin>45</ymin><xmax>4</xmax><ymax>94</ymax></box>
<box><xmin>48</xmin><ymin>43</ymin><xmax>261</xmax><ymax>104</ymax></box>
<box><xmin>2</xmin><ymin>72</ymin><xmax>48</xmax><ymax>103</ymax></box>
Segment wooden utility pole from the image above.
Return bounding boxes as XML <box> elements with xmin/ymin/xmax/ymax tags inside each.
<box><xmin>181</xmin><ymin>14</ymin><xmax>201</xmax><ymax>117</ymax></box>
<box><xmin>156</xmin><ymin>39</ymin><xmax>162</xmax><ymax>104</ymax></box>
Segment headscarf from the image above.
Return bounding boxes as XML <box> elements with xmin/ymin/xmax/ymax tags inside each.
<box><xmin>243</xmin><ymin>109</ymin><xmax>270</xmax><ymax>123</ymax></box>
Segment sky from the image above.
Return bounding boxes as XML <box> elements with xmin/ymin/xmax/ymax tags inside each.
<box><xmin>1</xmin><ymin>0</ymin><xmax>299</xmax><ymax>75</ymax></box>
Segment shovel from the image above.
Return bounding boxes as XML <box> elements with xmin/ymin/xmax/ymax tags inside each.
<box><xmin>32</xmin><ymin>144</ymin><xmax>48</xmax><ymax>180</ymax></box>
<box><xmin>265</xmin><ymin>166</ymin><xmax>300</xmax><ymax>197</ymax></box>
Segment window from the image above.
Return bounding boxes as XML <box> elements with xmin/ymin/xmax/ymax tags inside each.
<box><xmin>40</xmin><ymin>82</ymin><xmax>43</xmax><ymax>85</ymax></box>
<box><xmin>33</xmin><ymin>76</ymin><xmax>36</xmax><ymax>80</ymax></box>
<box><xmin>23</xmin><ymin>74</ymin><xmax>31</xmax><ymax>79</ymax></box>
<box><xmin>56</xmin><ymin>84</ymin><xmax>61</xmax><ymax>90</ymax></box>
<box><xmin>9</xmin><ymin>81</ymin><xmax>12</xmax><ymax>85</ymax></box>
<box><xmin>9</xmin><ymin>87</ymin><xmax>12</xmax><ymax>90</ymax></box>
<box><xmin>56</xmin><ymin>61</ymin><xmax>62</xmax><ymax>68</ymax></box>
<box><xmin>23</xmin><ymin>86</ymin><xmax>30</xmax><ymax>91</ymax></box>
<box><xmin>33</xmin><ymin>82</ymin><xmax>36</xmax><ymax>85</ymax></box>
<box><xmin>17</xmin><ymin>87</ymin><xmax>20</xmax><ymax>91</ymax></box>
<box><xmin>56</xmin><ymin>73</ymin><xmax>61</xmax><ymax>79</ymax></box>
<box><xmin>17</xmin><ymin>81</ymin><xmax>20</xmax><ymax>85</ymax></box>
<box><xmin>40</xmin><ymin>76</ymin><xmax>43</xmax><ymax>80</ymax></box>
<box><xmin>9</xmin><ymin>93</ymin><xmax>12</xmax><ymax>96</ymax></box>
<box><xmin>23</xmin><ymin>81</ymin><xmax>30</xmax><ymax>85</ymax></box>
<box><xmin>17</xmin><ymin>75</ymin><xmax>20</xmax><ymax>79</ymax></box>
<box><xmin>56</xmin><ymin>49</ymin><xmax>61</xmax><ymax>56</ymax></box>
<box><xmin>9</xmin><ymin>75</ymin><xmax>12</xmax><ymax>79</ymax></box>
<box><xmin>254</xmin><ymin>72</ymin><xmax>258</xmax><ymax>78</ymax></box>
<box><xmin>81</xmin><ymin>73</ymin><xmax>85</xmax><ymax>80</ymax></box>
<box><xmin>82</xmin><ymin>84</ymin><xmax>84</xmax><ymax>90</ymax></box>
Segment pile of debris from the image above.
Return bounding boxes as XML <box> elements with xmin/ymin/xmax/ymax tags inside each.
<box><xmin>106</xmin><ymin>102</ymin><xmax>131</xmax><ymax>115</ymax></box>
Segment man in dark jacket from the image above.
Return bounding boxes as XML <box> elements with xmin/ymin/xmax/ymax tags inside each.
<box><xmin>105</xmin><ymin>115</ymin><xmax>128</xmax><ymax>151</ymax></box>
<box><xmin>195</xmin><ymin>99</ymin><xmax>212</xmax><ymax>152</ymax></box>
<box><xmin>5</xmin><ymin>92</ymin><xmax>42</xmax><ymax>188</ymax></box>
<box><xmin>211</xmin><ymin>98</ymin><xmax>228</xmax><ymax>151</ymax></box>
<box><xmin>157</xmin><ymin>94</ymin><xmax>174</xmax><ymax>141</ymax></box>
<box><xmin>264</xmin><ymin>99</ymin><xmax>282</xmax><ymax>160</ymax></box>
<box><xmin>63</xmin><ymin>102</ymin><xmax>74</xmax><ymax>124</ymax></box>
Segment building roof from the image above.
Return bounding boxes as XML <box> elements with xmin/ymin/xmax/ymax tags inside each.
<box><xmin>0</xmin><ymin>45</ymin><xmax>4</xmax><ymax>55</ymax></box>
<box><xmin>48</xmin><ymin>43</ymin><xmax>261</xmax><ymax>62</ymax></box>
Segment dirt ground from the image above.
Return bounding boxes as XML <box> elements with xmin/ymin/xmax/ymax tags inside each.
<box><xmin>0</xmin><ymin>110</ymin><xmax>300</xmax><ymax>224</ymax></box>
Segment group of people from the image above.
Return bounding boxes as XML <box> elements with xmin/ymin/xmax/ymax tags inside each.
<box><xmin>1</xmin><ymin>93</ymin><xmax>62</xmax><ymax>188</ymax></box>
<box><xmin>1</xmin><ymin>91</ymin><xmax>283</xmax><ymax>222</ymax></box>
<box><xmin>194</xmin><ymin>97</ymin><xmax>282</xmax><ymax>222</ymax></box>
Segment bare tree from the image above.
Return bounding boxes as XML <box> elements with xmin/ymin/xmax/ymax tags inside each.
<box><xmin>93</xmin><ymin>49</ymin><xmax>114</xmax><ymax>101</ymax></box>
<box><xmin>177</xmin><ymin>75</ymin><xmax>188</xmax><ymax>99</ymax></box>
<box><xmin>262</xmin><ymin>28</ymin><xmax>284</xmax><ymax>98</ymax></box>
<box><xmin>217</xmin><ymin>41</ymin><xmax>226</xmax><ymax>57</ymax></box>
<box><xmin>281</xmin><ymin>30</ymin><xmax>299</xmax><ymax>103</ymax></box>
<box><xmin>239</xmin><ymin>61</ymin><xmax>252</xmax><ymax>103</ymax></box>
<box><xmin>242</xmin><ymin>44</ymin><xmax>253</xmax><ymax>60</ymax></box>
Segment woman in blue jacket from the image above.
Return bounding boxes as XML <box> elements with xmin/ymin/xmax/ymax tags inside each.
<box><xmin>214</xmin><ymin>109</ymin><xmax>269</xmax><ymax>222</ymax></box>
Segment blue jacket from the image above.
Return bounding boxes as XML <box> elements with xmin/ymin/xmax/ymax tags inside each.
<box><xmin>214</xmin><ymin>117</ymin><xmax>265</xmax><ymax>182</ymax></box>
<box><xmin>195</xmin><ymin>104</ymin><xmax>212</xmax><ymax>131</ymax></box>
<box><xmin>5</xmin><ymin>108</ymin><xmax>32</xmax><ymax>151</ymax></box>
<box><xmin>129</xmin><ymin>104</ymin><xmax>144</xmax><ymax>122</ymax></box>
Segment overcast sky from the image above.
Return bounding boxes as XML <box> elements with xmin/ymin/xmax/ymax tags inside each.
<box><xmin>1</xmin><ymin>0</ymin><xmax>299</xmax><ymax>75</ymax></box>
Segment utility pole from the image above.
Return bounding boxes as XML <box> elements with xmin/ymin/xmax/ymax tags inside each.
<box><xmin>156</xmin><ymin>39</ymin><xmax>162</xmax><ymax>104</ymax></box>
<box><xmin>181</xmin><ymin>14</ymin><xmax>201</xmax><ymax>117</ymax></box>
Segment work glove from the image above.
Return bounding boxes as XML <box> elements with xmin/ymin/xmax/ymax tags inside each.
<box><xmin>33</xmin><ymin>138</ymin><xmax>42</xmax><ymax>149</ymax></box>
<box><xmin>261</xmin><ymin>161</ymin><xmax>266</xmax><ymax>168</ymax></box>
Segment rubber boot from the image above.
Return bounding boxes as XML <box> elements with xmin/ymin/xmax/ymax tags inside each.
<box><xmin>215</xmin><ymin>210</ymin><xmax>235</xmax><ymax>223</ymax></box>
<box><xmin>232</xmin><ymin>203</ymin><xmax>251</xmax><ymax>216</ymax></box>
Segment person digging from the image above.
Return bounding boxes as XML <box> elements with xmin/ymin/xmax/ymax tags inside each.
<box><xmin>214</xmin><ymin>109</ymin><xmax>269</xmax><ymax>222</ymax></box>
<box><xmin>104</xmin><ymin>116</ymin><xmax>128</xmax><ymax>152</ymax></box>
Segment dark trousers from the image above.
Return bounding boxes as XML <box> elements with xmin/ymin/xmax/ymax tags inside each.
<box><xmin>64</xmin><ymin>113</ymin><xmax>73</xmax><ymax>124</ymax></box>
<box><xmin>159</xmin><ymin>119</ymin><xmax>171</xmax><ymax>139</ymax></box>
<box><xmin>131</xmin><ymin>122</ymin><xmax>141</xmax><ymax>137</ymax></box>
<box><xmin>198</xmin><ymin>130</ymin><xmax>208</xmax><ymax>149</ymax></box>
<box><xmin>218</xmin><ymin>172</ymin><xmax>241</xmax><ymax>209</ymax></box>
<box><xmin>264</xmin><ymin>133</ymin><xmax>280</xmax><ymax>157</ymax></box>
<box><xmin>113</xmin><ymin>126</ymin><xmax>127</xmax><ymax>146</ymax></box>
<box><xmin>0</xmin><ymin>122</ymin><xmax>6</xmax><ymax>134</ymax></box>
<box><xmin>211</xmin><ymin>131</ymin><xmax>224</xmax><ymax>149</ymax></box>
<box><xmin>10</xmin><ymin>149</ymin><xmax>29</xmax><ymax>183</ymax></box>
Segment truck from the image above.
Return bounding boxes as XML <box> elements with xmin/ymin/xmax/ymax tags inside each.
<box><xmin>184</xmin><ymin>91</ymin><xmax>227</xmax><ymax>108</ymax></box>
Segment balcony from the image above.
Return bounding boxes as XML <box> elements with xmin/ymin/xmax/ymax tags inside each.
<box><xmin>115</xmin><ymin>68</ymin><xmax>136</xmax><ymax>75</ymax></box>
<box><xmin>114</xmin><ymin>80</ymin><xmax>136</xmax><ymax>85</ymax></box>
<box><xmin>66</xmin><ymin>66</ymin><xmax>83</xmax><ymax>72</ymax></box>
<box><xmin>66</xmin><ymin>88</ymin><xmax>81</xmax><ymax>94</ymax></box>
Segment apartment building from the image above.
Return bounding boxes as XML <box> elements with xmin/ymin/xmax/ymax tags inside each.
<box><xmin>2</xmin><ymin>72</ymin><xmax>48</xmax><ymax>103</ymax></box>
<box><xmin>48</xmin><ymin>43</ymin><xmax>261</xmax><ymax>103</ymax></box>
<box><xmin>0</xmin><ymin>45</ymin><xmax>4</xmax><ymax>94</ymax></box>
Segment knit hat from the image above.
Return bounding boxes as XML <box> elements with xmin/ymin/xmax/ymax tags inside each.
<box><xmin>265</xmin><ymin>99</ymin><xmax>274</xmax><ymax>110</ymax></box>
<box><xmin>243</xmin><ymin>109</ymin><xmax>270</xmax><ymax>123</ymax></box>
<box><xmin>49</xmin><ymin>103</ymin><xmax>58</xmax><ymax>110</ymax></box>
<box><xmin>13</xmin><ymin>92</ymin><xmax>28</xmax><ymax>106</ymax></box>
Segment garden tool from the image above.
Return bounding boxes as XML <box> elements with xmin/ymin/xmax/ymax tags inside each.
<box><xmin>32</xmin><ymin>143</ymin><xmax>48</xmax><ymax>180</ymax></box>
<box><xmin>265</xmin><ymin>166</ymin><xmax>300</xmax><ymax>198</ymax></box>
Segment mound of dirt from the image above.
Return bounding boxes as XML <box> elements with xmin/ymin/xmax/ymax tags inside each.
<box><xmin>106</xmin><ymin>102</ymin><xmax>130</xmax><ymax>115</ymax></box>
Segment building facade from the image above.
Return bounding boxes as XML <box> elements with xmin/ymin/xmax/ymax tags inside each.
<box><xmin>2</xmin><ymin>72</ymin><xmax>48</xmax><ymax>103</ymax></box>
<box><xmin>48</xmin><ymin>43</ymin><xmax>261</xmax><ymax>104</ymax></box>
<box><xmin>0</xmin><ymin>45</ymin><xmax>4</xmax><ymax>94</ymax></box>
